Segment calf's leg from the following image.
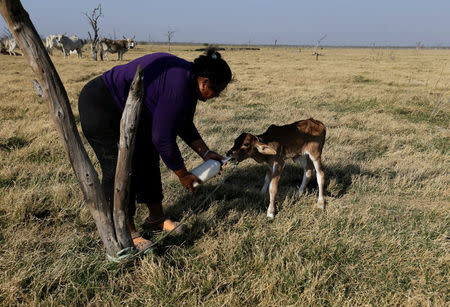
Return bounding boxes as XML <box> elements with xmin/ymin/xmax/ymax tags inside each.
<box><xmin>298</xmin><ymin>155</ymin><xmax>313</xmax><ymax>195</ymax></box>
<box><xmin>267</xmin><ymin>161</ymin><xmax>284</xmax><ymax>219</ymax></box>
<box><xmin>308</xmin><ymin>153</ymin><xmax>325</xmax><ymax>209</ymax></box>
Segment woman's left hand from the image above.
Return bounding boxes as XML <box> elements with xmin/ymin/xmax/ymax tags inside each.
<box><xmin>203</xmin><ymin>150</ymin><xmax>224</xmax><ymax>163</ymax></box>
<box><xmin>204</xmin><ymin>151</ymin><xmax>225</xmax><ymax>174</ymax></box>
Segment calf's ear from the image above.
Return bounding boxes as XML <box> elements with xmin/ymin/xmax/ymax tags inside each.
<box><xmin>255</xmin><ymin>143</ymin><xmax>277</xmax><ymax>155</ymax></box>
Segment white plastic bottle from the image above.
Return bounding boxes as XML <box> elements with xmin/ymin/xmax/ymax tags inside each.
<box><xmin>190</xmin><ymin>157</ymin><xmax>231</xmax><ymax>187</ymax></box>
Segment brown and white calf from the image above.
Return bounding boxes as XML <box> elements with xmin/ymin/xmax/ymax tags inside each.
<box><xmin>226</xmin><ymin>118</ymin><xmax>326</xmax><ymax>218</ymax></box>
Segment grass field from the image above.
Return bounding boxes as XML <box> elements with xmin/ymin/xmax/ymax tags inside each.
<box><xmin>0</xmin><ymin>44</ymin><xmax>449</xmax><ymax>306</ymax></box>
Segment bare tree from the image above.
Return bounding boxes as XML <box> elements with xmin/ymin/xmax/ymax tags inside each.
<box><xmin>313</xmin><ymin>34</ymin><xmax>327</xmax><ymax>60</ymax></box>
<box><xmin>167</xmin><ymin>30</ymin><xmax>175</xmax><ymax>51</ymax></box>
<box><xmin>84</xmin><ymin>4</ymin><xmax>102</xmax><ymax>61</ymax></box>
<box><xmin>416</xmin><ymin>41</ymin><xmax>424</xmax><ymax>55</ymax></box>
<box><xmin>416</xmin><ymin>41</ymin><xmax>422</xmax><ymax>50</ymax></box>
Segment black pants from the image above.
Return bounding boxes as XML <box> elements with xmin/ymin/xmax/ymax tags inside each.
<box><xmin>78</xmin><ymin>76</ymin><xmax>163</xmax><ymax>217</ymax></box>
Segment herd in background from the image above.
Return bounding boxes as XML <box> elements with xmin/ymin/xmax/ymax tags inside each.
<box><xmin>0</xmin><ymin>34</ymin><xmax>137</xmax><ymax>60</ymax></box>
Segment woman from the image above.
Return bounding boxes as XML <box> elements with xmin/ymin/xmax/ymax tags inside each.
<box><xmin>78</xmin><ymin>47</ymin><xmax>232</xmax><ymax>251</ymax></box>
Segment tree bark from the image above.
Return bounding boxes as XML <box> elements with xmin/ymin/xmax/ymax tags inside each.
<box><xmin>88</xmin><ymin>32</ymin><xmax>98</xmax><ymax>61</ymax></box>
<box><xmin>113</xmin><ymin>65</ymin><xmax>144</xmax><ymax>248</ymax></box>
<box><xmin>0</xmin><ymin>0</ymin><xmax>140</xmax><ymax>258</ymax></box>
<box><xmin>90</xmin><ymin>43</ymin><xmax>98</xmax><ymax>61</ymax></box>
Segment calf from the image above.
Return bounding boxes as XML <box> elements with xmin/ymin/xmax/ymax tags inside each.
<box><xmin>226</xmin><ymin>118</ymin><xmax>326</xmax><ymax>218</ymax></box>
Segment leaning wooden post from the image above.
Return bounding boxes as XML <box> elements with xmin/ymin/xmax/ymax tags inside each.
<box><xmin>113</xmin><ymin>65</ymin><xmax>144</xmax><ymax>248</ymax></box>
<box><xmin>0</xmin><ymin>0</ymin><xmax>130</xmax><ymax>257</ymax></box>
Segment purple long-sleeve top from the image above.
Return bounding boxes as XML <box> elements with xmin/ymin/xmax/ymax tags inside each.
<box><xmin>102</xmin><ymin>53</ymin><xmax>201</xmax><ymax>170</ymax></box>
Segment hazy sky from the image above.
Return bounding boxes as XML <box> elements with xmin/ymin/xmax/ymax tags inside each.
<box><xmin>2</xmin><ymin>0</ymin><xmax>450</xmax><ymax>46</ymax></box>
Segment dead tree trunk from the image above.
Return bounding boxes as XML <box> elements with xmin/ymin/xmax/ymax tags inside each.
<box><xmin>167</xmin><ymin>30</ymin><xmax>175</xmax><ymax>52</ymax></box>
<box><xmin>0</xmin><ymin>0</ymin><xmax>143</xmax><ymax>259</ymax></box>
<box><xmin>313</xmin><ymin>34</ymin><xmax>327</xmax><ymax>61</ymax></box>
<box><xmin>84</xmin><ymin>4</ymin><xmax>102</xmax><ymax>61</ymax></box>
<box><xmin>88</xmin><ymin>31</ymin><xmax>99</xmax><ymax>61</ymax></box>
<box><xmin>113</xmin><ymin>65</ymin><xmax>144</xmax><ymax>248</ymax></box>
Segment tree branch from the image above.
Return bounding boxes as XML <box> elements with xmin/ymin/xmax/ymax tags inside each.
<box><xmin>113</xmin><ymin>65</ymin><xmax>144</xmax><ymax>247</ymax></box>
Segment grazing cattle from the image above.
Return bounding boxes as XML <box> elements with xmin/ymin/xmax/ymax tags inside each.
<box><xmin>99</xmin><ymin>37</ymin><xmax>136</xmax><ymax>60</ymax></box>
<box><xmin>3</xmin><ymin>37</ymin><xmax>18</xmax><ymax>55</ymax></box>
<box><xmin>45</xmin><ymin>34</ymin><xmax>63</xmax><ymax>55</ymax></box>
<box><xmin>226</xmin><ymin>118</ymin><xmax>326</xmax><ymax>218</ymax></box>
<box><xmin>55</xmin><ymin>34</ymin><xmax>85</xmax><ymax>58</ymax></box>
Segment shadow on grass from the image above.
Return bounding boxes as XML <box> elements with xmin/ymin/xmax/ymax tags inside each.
<box><xmin>147</xmin><ymin>162</ymin><xmax>362</xmax><ymax>256</ymax></box>
<box><xmin>325</xmin><ymin>163</ymin><xmax>361</xmax><ymax>198</ymax></box>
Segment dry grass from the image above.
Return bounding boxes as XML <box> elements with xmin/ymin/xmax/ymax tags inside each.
<box><xmin>0</xmin><ymin>44</ymin><xmax>449</xmax><ymax>306</ymax></box>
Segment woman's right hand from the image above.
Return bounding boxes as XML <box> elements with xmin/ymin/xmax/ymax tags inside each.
<box><xmin>174</xmin><ymin>166</ymin><xmax>202</xmax><ymax>192</ymax></box>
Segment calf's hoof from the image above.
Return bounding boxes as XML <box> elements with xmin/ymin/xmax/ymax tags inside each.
<box><xmin>266</xmin><ymin>211</ymin><xmax>275</xmax><ymax>219</ymax></box>
<box><xmin>316</xmin><ymin>199</ymin><xmax>325</xmax><ymax>210</ymax></box>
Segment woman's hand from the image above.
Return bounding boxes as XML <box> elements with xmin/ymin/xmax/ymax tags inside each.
<box><xmin>174</xmin><ymin>166</ymin><xmax>202</xmax><ymax>192</ymax></box>
<box><xmin>179</xmin><ymin>173</ymin><xmax>202</xmax><ymax>191</ymax></box>
<box><xmin>204</xmin><ymin>150</ymin><xmax>225</xmax><ymax>174</ymax></box>
<box><xmin>190</xmin><ymin>140</ymin><xmax>224</xmax><ymax>165</ymax></box>
<box><xmin>203</xmin><ymin>150</ymin><xmax>224</xmax><ymax>163</ymax></box>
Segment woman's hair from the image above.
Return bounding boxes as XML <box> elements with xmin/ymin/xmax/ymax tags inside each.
<box><xmin>192</xmin><ymin>46</ymin><xmax>232</xmax><ymax>94</ymax></box>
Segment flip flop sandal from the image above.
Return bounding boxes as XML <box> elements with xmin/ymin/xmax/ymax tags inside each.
<box><xmin>142</xmin><ymin>217</ymin><xmax>185</xmax><ymax>235</ymax></box>
<box><xmin>131</xmin><ymin>231</ymin><xmax>153</xmax><ymax>253</ymax></box>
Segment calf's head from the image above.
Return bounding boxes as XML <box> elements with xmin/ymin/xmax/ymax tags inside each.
<box><xmin>226</xmin><ymin>133</ymin><xmax>277</xmax><ymax>162</ymax></box>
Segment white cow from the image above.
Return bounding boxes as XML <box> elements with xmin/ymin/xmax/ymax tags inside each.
<box><xmin>45</xmin><ymin>34</ymin><xmax>63</xmax><ymax>55</ymax></box>
<box><xmin>3</xmin><ymin>37</ymin><xmax>18</xmax><ymax>56</ymax></box>
<box><xmin>55</xmin><ymin>35</ymin><xmax>85</xmax><ymax>58</ymax></box>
